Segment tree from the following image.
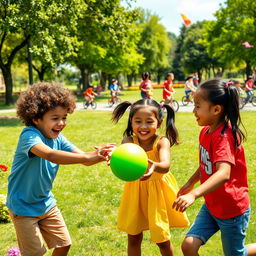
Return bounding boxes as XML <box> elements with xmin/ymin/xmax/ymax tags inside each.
<box><xmin>172</xmin><ymin>25</ymin><xmax>186</xmax><ymax>81</ymax></box>
<box><xmin>181</xmin><ymin>21</ymin><xmax>213</xmax><ymax>81</ymax></box>
<box><xmin>70</xmin><ymin>1</ymin><xmax>142</xmax><ymax>90</ymax></box>
<box><xmin>0</xmin><ymin>0</ymin><xmax>83</xmax><ymax>105</ymax></box>
<box><xmin>137</xmin><ymin>11</ymin><xmax>171</xmax><ymax>78</ymax></box>
<box><xmin>206</xmin><ymin>0</ymin><xmax>256</xmax><ymax>77</ymax></box>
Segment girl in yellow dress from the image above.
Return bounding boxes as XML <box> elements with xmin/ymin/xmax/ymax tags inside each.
<box><xmin>111</xmin><ymin>98</ymin><xmax>190</xmax><ymax>256</ymax></box>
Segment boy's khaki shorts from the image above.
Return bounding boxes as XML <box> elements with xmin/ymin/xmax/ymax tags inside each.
<box><xmin>9</xmin><ymin>205</ymin><xmax>71</xmax><ymax>256</ymax></box>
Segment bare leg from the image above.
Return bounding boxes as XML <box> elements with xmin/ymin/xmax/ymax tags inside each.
<box><xmin>52</xmin><ymin>245</ymin><xmax>70</xmax><ymax>256</ymax></box>
<box><xmin>181</xmin><ymin>237</ymin><xmax>202</xmax><ymax>256</ymax></box>
<box><xmin>246</xmin><ymin>243</ymin><xmax>256</xmax><ymax>256</ymax></box>
<box><xmin>128</xmin><ymin>233</ymin><xmax>143</xmax><ymax>256</ymax></box>
<box><xmin>156</xmin><ymin>240</ymin><xmax>174</xmax><ymax>256</ymax></box>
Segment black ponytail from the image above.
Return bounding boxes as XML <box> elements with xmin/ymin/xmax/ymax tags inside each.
<box><xmin>200</xmin><ymin>78</ymin><xmax>246</xmax><ymax>147</ymax></box>
<box><xmin>163</xmin><ymin>104</ymin><xmax>179</xmax><ymax>146</ymax></box>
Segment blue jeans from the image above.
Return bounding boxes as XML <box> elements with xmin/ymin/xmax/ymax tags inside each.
<box><xmin>186</xmin><ymin>204</ymin><xmax>250</xmax><ymax>256</ymax></box>
<box><xmin>141</xmin><ymin>91</ymin><xmax>147</xmax><ymax>99</ymax></box>
<box><xmin>245</xmin><ymin>90</ymin><xmax>253</xmax><ymax>103</ymax></box>
<box><xmin>185</xmin><ymin>90</ymin><xmax>192</xmax><ymax>99</ymax></box>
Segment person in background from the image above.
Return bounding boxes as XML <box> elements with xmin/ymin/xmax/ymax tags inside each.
<box><xmin>139</xmin><ymin>72</ymin><xmax>153</xmax><ymax>99</ymax></box>
<box><xmin>162</xmin><ymin>72</ymin><xmax>175</xmax><ymax>105</ymax></box>
<box><xmin>83</xmin><ymin>85</ymin><xmax>97</xmax><ymax>105</ymax></box>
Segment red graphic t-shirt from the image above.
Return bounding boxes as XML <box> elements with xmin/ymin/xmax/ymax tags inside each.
<box><xmin>199</xmin><ymin>123</ymin><xmax>249</xmax><ymax>219</ymax></box>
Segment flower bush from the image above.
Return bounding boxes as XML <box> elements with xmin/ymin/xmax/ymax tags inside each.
<box><xmin>0</xmin><ymin>164</ymin><xmax>8</xmax><ymax>172</ymax></box>
<box><xmin>7</xmin><ymin>248</ymin><xmax>20</xmax><ymax>256</ymax></box>
<box><xmin>0</xmin><ymin>194</ymin><xmax>10</xmax><ymax>223</ymax></box>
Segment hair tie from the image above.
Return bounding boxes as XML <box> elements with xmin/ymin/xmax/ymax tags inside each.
<box><xmin>160</xmin><ymin>102</ymin><xmax>165</xmax><ymax>109</ymax></box>
<box><xmin>225</xmin><ymin>81</ymin><xmax>234</xmax><ymax>89</ymax></box>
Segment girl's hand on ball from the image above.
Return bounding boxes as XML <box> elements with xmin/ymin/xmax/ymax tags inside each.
<box><xmin>140</xmin><ymin>160</ymin><xmax>154</xmax><ymax>181</ymax></box>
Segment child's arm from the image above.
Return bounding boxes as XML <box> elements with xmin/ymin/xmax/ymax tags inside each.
<box><xmin>140</xmin><ymin>137</ymin><xmax>170</xmax><ymax>180</ymax></box>
<box><xmin>173</xmin><ymin>162</ymin><xmax>231</xmax><ymax>212</ymax></box>
<box><xmin>30</xmin><ymin>143</ymin><xmax>111</xmax><ymax>165</ymax></box>
<box><xmin>177</xmin><ymin>168</ymin><xmax>200</xmax><ymax>196</ymax></box>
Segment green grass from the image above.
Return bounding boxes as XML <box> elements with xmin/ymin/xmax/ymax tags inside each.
<box><xmin>0</xmin><ymin>110</ymin><xmax>255</xmax><ymax>255</ymax></box>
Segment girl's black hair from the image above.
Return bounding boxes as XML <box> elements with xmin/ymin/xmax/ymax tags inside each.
<box><xmin>199</xmin><ymin>78</ymin><xmax>246</xmax><ymax>147</ymax></box>
<box><xmin>141</xmin><ymin>72</ymin><xmax>151</xmax><ymax>81</ymax></box>
<box><xmin>111</xmin><ymin>99</ymin><xmax>179</xmax><ymax>146</ymax></box>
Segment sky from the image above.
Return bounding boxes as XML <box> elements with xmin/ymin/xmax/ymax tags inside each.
<box><xmin>122</xmin><ymin>0</ymin><xmax>225</xmax><ymax>35</ymax></box>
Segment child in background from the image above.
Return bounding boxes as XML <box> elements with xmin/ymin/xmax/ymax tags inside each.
<box><xmin>163</xmin><ymin>72</ymin><xmax>175</xmax><ymax>105</ymax></box>
<box><xmin>193</xmin><ymin>72</ymin><xmax>199</xmax><ymax>87</ymax></box>
<box><xmin>244</xmin><ymin>75</ymin><xmax>256</xmax><ymax>103</ymax></box>
<box><xmin>6</xmin><ymin>82</ymin><xmax>113</xmax><ymax>256</ymax></box>
<box><xmin>111</xmin><ymin>99</ymin><xmax>189</xmax><ymax>256</ymax></box>
<box><xmin>139</xmin><ymin>72</ymin><xmax>153</xmax><ymax>99</ymax></box>
<box><xmin>173</xmin><ymin>78</ymin><xmax>256</xmax><ymax>256</ymax></box>
<box><xmin>184</xmin><ymin>75</ymin><xmax>197</xmax><ymax>101</ymax></box>
<box><xmin>83</xmin><ymin>85</ymin><xmax>97</xmax><ymax>105</ymax></box>
<box><xmin>231</xmin><ymin>79</ymin><xmax>244</xmax><ymax>95</ymax></box>
<box><xmin>109</xmin><ymin>79</ymin><xmax>119</xmax><ymax>103</ymax></box>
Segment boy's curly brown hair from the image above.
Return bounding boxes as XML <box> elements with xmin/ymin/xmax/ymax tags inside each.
<box><xmin>16</xmin><ymin>82</ymin><xmax>76</xmax><ymax>126</ymax></box>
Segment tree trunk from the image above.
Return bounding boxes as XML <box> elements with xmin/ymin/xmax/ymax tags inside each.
<box><xmin>157</xmin><ymin>72</ymin><xmax>161</xmax><ymax>84</ymax></box>
<box><xmin>38</xmin><ymin>71</ymin><xmax>44</xmax><ymax>81</ymax></box>
<box><xmin>27</xmin><ymin>38</ymin><xmax>33</xmax><ymax>85</ymax></box>
<box><xmin>100</xmin><ymin>72</ymin><xmax>107</xmax><ymax>90</ymax></box>
<box><xmin>1</xmin><ymin>65</ymin><xmax>14</xmax><ymax>105</ymax></box>
<box><xmin>80</xmin><ymin>67</ymin><xmax>86</xmax><ymax>91</ymax></box>
<box><xmin>107</xmin><ymin>74</ymin><xmax>112</xmax><ymax>88</ymax></box>
<box><xmin>245</xmin><ymin>60</ymin><xmax>252</xmax><ymax>78</ymax></box>
<box><xmin>127</xmin><ymin>74</ymin><xmax>133</xmax><ymax>87</ymax></box>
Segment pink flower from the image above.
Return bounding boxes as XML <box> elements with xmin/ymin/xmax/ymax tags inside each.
<box><xmin>0</xmin><ymin>164</ymin><xmax>8</xmax><ymax>172</ymax></box>
<box><xmin>7</xmin><ymin>248</ymin><xmax>20</xmax><ymax>256</ymax></box>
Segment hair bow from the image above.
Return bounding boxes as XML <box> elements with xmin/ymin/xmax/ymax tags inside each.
<box><xmin>225</xmin><ymin>81</ymin><xmax>234</xmax><ymax>89</ymax></box>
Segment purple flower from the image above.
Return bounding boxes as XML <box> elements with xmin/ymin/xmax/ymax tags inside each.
<box><xmin>7</xmin><ymin>248</ymin><xmax>20</xmax><ymax>256</ymax></box>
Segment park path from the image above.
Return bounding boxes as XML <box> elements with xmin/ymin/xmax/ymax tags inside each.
<box><xmin>1</xmin><ymin>102</ymin><xmax>256</xmax><ymax>114</ymax></box>
<box><xmin>75</xmin><ymin>102</ymin><xmax>256</xmax><ymax>113</ymax></box>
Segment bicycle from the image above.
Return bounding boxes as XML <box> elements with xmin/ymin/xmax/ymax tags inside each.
<box><xmin>83</xmin><ymin>99</ymin><xmax>97</xmax><ymax>109</ymax></box>
<box><xmin>239</xmin><ymin>92</ymin><xmax>256</xmax><ymax>109</ymax></box>
<box><xmin>160</xmin><ymin>97</ymin><xmax>179</xmax><ymax>112</ymax></box>
<box><xmin>182</xmin><ymin>92</ymin><xmax>194</xmax><ymax>106</ymax></box>
<box><xmin>108</xmin><ymin>93</ymin><xmax>121</xmax><ymax>107</ymax></box>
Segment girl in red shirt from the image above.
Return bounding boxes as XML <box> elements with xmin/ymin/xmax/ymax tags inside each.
<box><xmin>162</xmin><ymin>72</ymin><xmax>175</xmax><ymax>104</ymax></box>
<box><xmin>173</xmin><ymin>78</ymin><xmax>256</xmax><ymax>255</ymax></box>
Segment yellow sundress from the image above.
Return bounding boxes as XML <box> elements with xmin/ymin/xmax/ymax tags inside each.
<box><xmin>117</xmin><ymin>135</ymin><xmax>190</xmax><ymax>243</ymax></box>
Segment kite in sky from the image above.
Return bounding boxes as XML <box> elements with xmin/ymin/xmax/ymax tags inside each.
<box><xmin>180</xmin><ymin>14</ymin><xmax>191</xmax><ymax>27</ymax></box>
<box><xmin>242</xmin><ymin>42</ymin><xmax>254</xmax><ymax>48</ymax></box>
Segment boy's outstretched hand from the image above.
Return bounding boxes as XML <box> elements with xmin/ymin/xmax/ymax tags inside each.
<box><xmin>95</xmin><ymin>143</ymin><xmax>116</xmax><ymax>164</ymax></box>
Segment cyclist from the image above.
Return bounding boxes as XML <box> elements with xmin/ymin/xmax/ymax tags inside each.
<box><xmin>244</xmin><ymin>76</ymin><xmax>256</xmax><ymax>104</ymax></box>
<box><xmin>109</xmin><ymin>79</ymin><xmax>120</xmax><ymax>103</ymax></box>
<box><xmin>84</xmin><ymin>85</ymin><xmax>97</xmax><ymax>106</ymax></box>
<box><xmin>184</xmin><ymin>75</ymin><xmax>197</xmax><ymax>102</ymax></box>
<box><xmin>163</xmin><ymin>72</ymin><xmax>175</xmax><ymax>104</ymax></box>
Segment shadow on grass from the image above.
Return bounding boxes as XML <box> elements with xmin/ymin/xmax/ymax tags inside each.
<box><xmin>0</xmin><ymin>117</ymin><xmax>22</xmax><ymax>127</ymax></box>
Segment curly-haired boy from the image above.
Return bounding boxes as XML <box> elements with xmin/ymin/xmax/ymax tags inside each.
<box><xmin>6</xmin><ymin>82</ymin><xmax>113</xmax><ymax>256</ymax></box>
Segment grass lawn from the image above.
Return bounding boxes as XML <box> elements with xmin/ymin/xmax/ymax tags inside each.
<box><xmin>0</xmin><ymin>109</ymin><xmax>255</xmax><ymax>255</ymax></box>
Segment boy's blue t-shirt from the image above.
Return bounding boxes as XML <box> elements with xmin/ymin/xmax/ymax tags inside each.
<box><xmin>6</xmin><ymin>126</ymin><xmax>76</xmax><ymax>217</ymax></box>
